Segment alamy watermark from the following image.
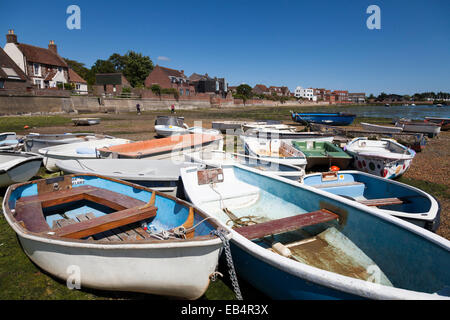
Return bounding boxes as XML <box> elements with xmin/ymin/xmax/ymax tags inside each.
<box><xmin>366</xmin><ymin>5</ymin><xmax>381</xmax><ymax>30</ymax></box>
<box><xmin>66</xmin><ymin>5</ymin><xmax>81</xmax><ymax>30</ymax></box>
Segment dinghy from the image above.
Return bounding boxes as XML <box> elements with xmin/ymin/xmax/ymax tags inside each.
<box><xmin>291</xmin><ymin>141</ymin><xmax>352</xmax><ymax>170</ymax></box>
<box><xmin>424</xmin><ymin>117</ymin><xmax>450</xmax><ymax>131</ymax></box>
<box><xmin>2</xmin><ymin>174</ymin><xmax>230</xmax><ymax>299</ymax></box>
<box><xmin>243</xmin><ymin>128</ymin><xmax>335</xmax><ymax>141</ymax></box>
<box><xmin>24</xmin><ymin>133</ymin><xmax>114</xmax><ymax>153</ymax></box>
<box><xmin>302</xmin><ymin>170</ymin><xmax>440</xmax><ymax>231</ymax></box>
<box><xmin>184</xmin><ymin>150</ymin><xmax>304</xmax><ymax>181</ymax></box>
<box><xmin>56</xmin><ymin>159</ymin><xmax>200</xmax><ymax>196</ymax></box>
<box><xmin>98</xmin><ymin>134</ymin><xmax>223</xmax><ymax>161</ymax></box>
<box><xmin>361</xmin><ymin>123</ymin><xmax>403</xmax><ymax>134</ymax></box>
<box><xmin>0</xmin><ymin>151</ymin><xmax>43</xmax><ymax>188</ymax></box>
<box><xmin>72</xmin><ymin>118</ymin><xmax>101</xmax><ymax>126</ymax></box>
<box><xmin>187</xmin><ymin>127</ymin><xmax>222</xmax><ymax>136</ymax></box>
<box><xmin>395</xmin><ymin>120</ymin><xmax>441</xmax><ymax>138</ymax></box>
<box><xmin>180</xmin><ymin>164</ymin><xmax>450</xmax><ymax>300</ymax></box>
<box><xmin>211</xmin><ymin>120</ymin><xmax>245</xmax><ymax>133</ymax></box>
<box><xmin>241</xmin><ymin>136</ymin><xmax>307</xmax><ymax>170</ymax></box>
<box><xmin>345</xmin><ymin>137</ymin><xmax>415</xmax><ymax>179</ymax></box>
<box><xmin>291</xmin><ymin>112</ymin><xmax>356</xmax><ymax>126</ymax></box>
<box><xmin>38</xmin><ymin>138</ymin><xmax>132</xmax><ymax>172</ymax></box>
<box><xmin>154</xmin><ymin>124</ymin><xmax>190</xmax><ymax>137</ymax></box>
<box><xmin>0</xmin><ymin>132</ymin><xmax>22</xmax><ymax>151</ymax></box>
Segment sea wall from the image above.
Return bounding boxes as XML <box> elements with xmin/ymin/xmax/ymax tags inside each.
<box><xmin>0</xmin><ymin>94</ymin><xmax>328</xmax><ymax>116</ymax></box>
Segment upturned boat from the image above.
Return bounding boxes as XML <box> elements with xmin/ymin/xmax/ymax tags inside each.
<box><xmin>361</xmin><ymin>123</ymin><xmax>403</xmax><ymax>134</ymax></box>
<box><xmin>345</xmin><ymin>137</ymin><xmax>415</xmax><ymax>179</ymax></box>
<box><xmin>302</xmin><ymin>170</ymin><xmax>440</xmax><ymax>231</ymax></box>
<box><xmin>24</xmin><ymin>133</ymin><xmax>113</xmax><ymax>153</ymax></box>
<box><xmin>38</xmin><ymin>138</ymin><xmax>132</xmax><ymax>172</ymax></box>
<box><xmin>2</xmin><ymin>174</ymin><xmax>230</xmax><ymax>299</ymax></box>
<box><xmin>291</xmin><ymin>112</ymin><xmax>356</xmax><ymax>126</ymax></box>
<box><xmin>97</xmin><ymin>134</ymin><xmax>223</xmax><ymax>161</ymax></box>
<box><xmin>72</xmin><ymin>118</ymin><xmax>101</xmax><ymax>126</ymax></box>
<box><xmin>0</xmin><ymin>151</ymin><xmax>43</xmax><ymax>187</ymax></box>
<box><xmin>395</xmin><ymin>120</ymin><xmax>441</xmax><ymax>138</ymax></box>
<box><xmin>180</xmin><ymin>164</ymin><xmax>450</xmax><ymax>299</ymax></box>
<box><xmin>291</xmin><ymin>141</ymin><xmax>352</xmax><ymax>170</ymax></box>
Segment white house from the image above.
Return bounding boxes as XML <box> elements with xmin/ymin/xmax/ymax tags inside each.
<box><xmin>294</xmin><ymin>86</ymin><xmax>317</xmax><ymax>101</ymax></box>
<box><xmin>3</xmin><ymin>30</ymin><xmax>69</xmax><ymax>89</ymax></box>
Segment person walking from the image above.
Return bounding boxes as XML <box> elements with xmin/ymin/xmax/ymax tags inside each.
<box><xmin>136</xmin><ymin>103</ymin><xmax>141</xmax><ymax>115</ymax></box>
<box><xmin>171</xmin><ymin>104</ymin><xmax>175</xmax><ymax>114</ymax></box>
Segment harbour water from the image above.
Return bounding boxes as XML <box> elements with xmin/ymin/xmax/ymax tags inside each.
<box><xmin>334</xmin><ymin>104</ymin><xmax>450</xmax><ymax>120</ymax></box>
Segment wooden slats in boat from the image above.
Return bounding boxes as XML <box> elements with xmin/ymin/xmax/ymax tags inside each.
<box><xmin>236</xmin><ymin>209</ymin><xmax>339</xmax><ymax>240</ymax></box>
<box><xmin>312</xmin><ymin>181</ymin><xmax>364</xmax><ymax>189</ymax></box>
<box><xmin>14</xmin><ymin>201</ymin><xmax>50</xmax><ymax>233</ymax></box>
<box><xmin>51</xmin><ymin>205</ymin><xmax>157</xmax><ymax>239</ymax></box>
<box><xmin>356</xmin><ymin>197</ymin><xmax>404</xmax><ymax>207</ymax></box>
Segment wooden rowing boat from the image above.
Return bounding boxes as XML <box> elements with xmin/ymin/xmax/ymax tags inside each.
<box><xmin>2</xmin><ymin>174</ymin><xmax>230</xmax><ymax>299</ymax></box>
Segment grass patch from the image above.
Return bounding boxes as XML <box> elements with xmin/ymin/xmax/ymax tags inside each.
<box><xmin>396</xmin><ymin>177</ymin><xmax>450</xmax><ymax>200</ymax></box>
<box><xmin>0</xmin><ymin>116</ymin><xmax>71</xmax><ymax>132</ymax></box>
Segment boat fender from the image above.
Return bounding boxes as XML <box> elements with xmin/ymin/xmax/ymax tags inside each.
<box><xmin>271</xmin><ymin>242</ymin><xmax>292</xmax><ymax>258</ymax></box>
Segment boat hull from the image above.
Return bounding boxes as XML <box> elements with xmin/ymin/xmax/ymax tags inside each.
<box><xmin>292</xmin><ymin>113</ymin><xmax>356</xmax><ymax>126</ymax></box>
<box><xmin>361</xmin><ymin>123</ymin><xmax>403</xmax><ymax>133</ymax></box>
<box><xmin>0</xmin><ymin>156</ymin><xmax>42</xmax><ymax>187</ymax></box>
<box><xmin>16</xmin><ymin>234</ymin><xmax>222</xmax><ymax>299</ymax></box>
<box><xmin>396</xmin><ymin>122</ymin><xmax>441</xmax><ymax>138</ymax></box>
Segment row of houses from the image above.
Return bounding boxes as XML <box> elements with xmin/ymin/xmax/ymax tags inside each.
<box><xmin>294</xmin><ymin>86</ymin><xmax>366</xmax><ymax>104</ymax></box>
<box><xmin>0</xmin><ymin>30</ymin><xmax>229</xmax><ymax>99</ymax></box>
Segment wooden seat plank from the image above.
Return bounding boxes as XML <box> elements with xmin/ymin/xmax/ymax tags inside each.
<box><xmin>52</xmin><ymin>206</ymin><xmax>157</xmax><ymax>239</ymax></box>
<box><xmin>313</xmin><ymin>181</ymin><xmax>364</xmax><ymax>189</ymax></box>
<box><xmin>235</xmin><ymin>209</ymin><xmax>339</xmax><ymax>240</ymax></box>
<box><xmin>19</xmin><ymin>186</ymin><xmax>97</xmax><ymax>208</ymax></box>
<box><xmin>14</xmin><ymin>201</ymin><xmax>50</xmax><ymax>233</ymax></box>
<box><xmin>357</xmin><ymin>197</ymin><xmax>404</xmax><ymax>207</ymax></box>
<box><xmin>84</xmin><ymin>188</ymin><xmax>145</xmax><ymax>210</ymax></box>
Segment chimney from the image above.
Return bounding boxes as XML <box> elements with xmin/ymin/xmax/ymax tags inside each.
<box><xmin>6</xmin><ymin>29</ymin><xmax>17</xmax><ymax>44</ymax></box>
<box><xmin>181</xmin><ymin>70</ymin><xmax>184</xmax><ymax>74</ymax></box>
<box><xmin>48</xmin><ymin>40</ymin><xmax>57</xmax><ymax>53</ymax></box>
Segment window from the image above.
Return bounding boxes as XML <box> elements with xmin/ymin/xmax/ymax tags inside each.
<box><xmin>186</xmin><ymin>89</ymin><xmax>190</xmax><ymax>96</ymax></box>
<box><xmin>34</xmin><ymin>79</ymin><xmax>41</xmax><ymax>88</ymax></box>
<box><xmin>58</xmin><ymin>67</ymin><xmax>62</xmax><ymax>72</ymax></box>
<box><xmin>76</xmin><ymin>84</ymin><xmax>81</xmax><ymax>90</ymax></box>
<box><xmin>179</xmin><ymin>88</ymin><xmax>183</xmax><ymax>96</ymax></box>
<box><xmin>0</xmin><ymin>80</ymin><xmax>4</xmax><ymax>89</ymax></box>
<box><xmin>33</xmin><ymin>63</ymin><xmax>41</xmax><ymax>76</ymax></box>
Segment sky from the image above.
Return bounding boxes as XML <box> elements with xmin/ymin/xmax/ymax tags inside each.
<box><xmin>0</xmin><ymin>0</ymin><xmax>449</xmax><ymax>95</ymax></box>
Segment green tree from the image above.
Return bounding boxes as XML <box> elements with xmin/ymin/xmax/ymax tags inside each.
<box><xmin>151</xmin><ymin>84</ymin><xmax>162</xmax><ymax>99</ymax></box>
<box><xmin>234</xmin><ymin>84</ymin><xmax>253</xmax><ymax>104</ymax></box>
<box><xmin>108</xmin><ymin>51</ymin><xmax>153</xmax><ymax>88</ymax></box>
<box><xmin>63</xmin><ymin>58</ymin><xmax>90</xmax><ymax>82</ymax></box>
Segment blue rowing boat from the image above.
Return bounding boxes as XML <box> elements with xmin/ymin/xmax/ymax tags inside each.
<box><xmin>302</xmin><ymin>170</ymin><xmax>440</xmax><ymax>232</ymax></box>
<box><xmin>181</xmin><ymin>164</ymin><xmax>450</xmax><ymax>299</ymax></box>
<box><xmin>291</xmin><ymin>112</ymin><xmax>356</xmax><ymax>126</ymax></box>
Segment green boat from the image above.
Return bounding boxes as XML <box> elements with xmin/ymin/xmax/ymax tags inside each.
<box><xmin>291</xmin><ymin>141</ymin><xmax>353</xmax><ymax>170</ymax></box>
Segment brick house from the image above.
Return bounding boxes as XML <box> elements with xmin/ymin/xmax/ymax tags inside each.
<box><xmin>0</xmin><ymin>47</ymin><xmax>31</xmax><ymax>90</ymax></box>
<box><xmin>93</xmin><ymin>73</ymin><xmax>131</xmax><ymax>96</ymax></box>
<box><xmin>145</xmin><ymin>65</ymin><xmax>195</xmax><ymax>97</ymax></box>
<box><xmin>331</xmin><ymin>90</ymin><xmax>349</xmax><ymax>102</ymax></box>
<box><xmin>3</xmin><ymin>30</ymin><xmax>69</xmax><ymax>89</ymax></box>
<box><xmin>348</xmin><ymin>92</ymin><xmax>366</xmax><ymax>103</ymax></box>
<box><xmin>269</xmin><ymin>86</ymin><xmax>290</xmax><ymax>96</ymax></box>
<box><xmin>252</xmin><ymin>84</ymin><xmax>271</xmax><ymax>95</ymax></box>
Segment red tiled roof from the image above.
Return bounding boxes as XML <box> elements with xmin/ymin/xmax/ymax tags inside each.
<box><xmin>156</xmin><ymin>65</ymin><xmax>186</xmax><ymax>78</ymax></box>
<box><xmin>44</xmin><ymin>70</ymin><xmax>57</xmax><ymax>81</ymax></box>
<box><xmin>68</xmin><ymin>68</ymin><xmax>87</xmax><ymax>84</ymax></box>
<box><xmin>17</xmin><ymin>43</ymin><xmax>68</xmax><ymax>67</ymax></box>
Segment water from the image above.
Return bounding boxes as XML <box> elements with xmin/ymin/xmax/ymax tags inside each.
<box><xmin>332</xmin><ymin>105</ymin><xmax>450</xmax><ymax>121</ymax></box>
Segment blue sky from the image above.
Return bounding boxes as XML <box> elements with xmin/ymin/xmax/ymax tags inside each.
<box><xmin>1</xmin><ymin>0</ymin><xmax>449</xmax><ymax>95</ymax></box>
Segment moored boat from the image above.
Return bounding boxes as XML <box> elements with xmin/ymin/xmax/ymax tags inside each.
<box><xmin>291</xmin><ymin>112</ymin><xmax>356</xmax><ymax>126</ymax></box>
<box><xmin>2</xmin><ymin>174</ymin><xmax>230</xmax><ymax>299</ymax></box>
<box><xmin>291</xmin><ymin>141</ymin><xmax>352</xmax><ymax>170</ymax></box>
<box><xmin>240</xmin><ymin>135</ymin><xmax>307</xmax><ymax>170</ymax></box>
<box><xmin>345</xmin><ymin>137</ymin><xmax>415</xmax><ymax>179</ymax></box>
<box><xmin>302</xmin><ymin>170</ymin><xmax>440</xmax><ymax>231</ymax></box>
<box><xmin>0</xmin><ymin>132</ymin><xmax>21</xmax><ymax>150</ymax></box>
<box><xmin>0</xmin><ymin>151</ymin><xmax>43</xmax><ymax>187</ymax></box>
<box><xmin>180</xmin><ymin>164</ymin><xmax>450</xmax><ymax>299</ymax></box>
<box><xmin>154</xmin><ymin>124</ymin><xmax>190</xmax><ymax>137</ymax></box>
<box><xmin>97</xmin><ymin>133</ymin><xmax>223</xmax><ymax>161</ymax></box>
<box><xmin>424</xmin><ymin>117</ymin><xmax>450</xmax><ymax>131</ymax></box>
<box><xmin>38</xmin><ymin>138</ymin><xmax>132</xmax><ymax>172</ymax></box>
